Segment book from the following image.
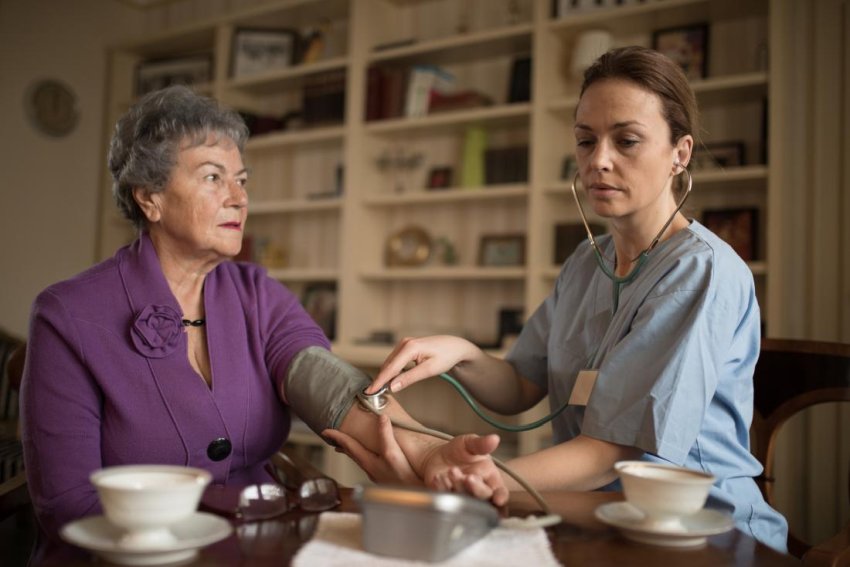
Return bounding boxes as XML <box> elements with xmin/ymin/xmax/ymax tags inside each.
<box><xmin>302</xmin><ymin>71</ymin><xmax>346</xmax><ymax>125</ymax></box>
<box><xmin>404</xmin><ymin>65</ymin><xmax>455</xmax><ymax>118</ymax></box>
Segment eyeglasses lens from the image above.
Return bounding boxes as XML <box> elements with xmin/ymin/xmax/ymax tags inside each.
<box><xmin>298</xmin><ymin>477</ymin><xmax>340</xmax><ymax>512</ymax></box>
<box><xmin>238</xmin><ymin>483</ymin><xmax>290</xmax><ymax>521</ymax></box>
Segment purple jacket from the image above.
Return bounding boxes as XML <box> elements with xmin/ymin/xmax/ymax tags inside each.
<box><xmin>20</xmin><ymin>233</ymin><xmax>330</xmax><ymax>543</ymax></box>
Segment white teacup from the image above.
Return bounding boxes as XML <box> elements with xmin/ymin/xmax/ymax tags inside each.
<box><xmin>91</xmin><ymin>465</ymin><xmax>212</xmax><ymax>548</ymax></box>
<box><xmin>614</xmin><ymin>461</ymin><xmax>715</xmax><ymax>531</ymax></box>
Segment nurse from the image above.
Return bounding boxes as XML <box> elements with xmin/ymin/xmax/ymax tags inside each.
<box><xmin>328</xmin><ymin>46</ymin><xmax>789</xmax><ymax>552</ymax></box>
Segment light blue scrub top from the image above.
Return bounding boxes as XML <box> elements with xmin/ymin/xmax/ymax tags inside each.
<box><xmin>507</xmin><ymin>221</ymin><xmax>788</xmax><ymax>553</ymax></box>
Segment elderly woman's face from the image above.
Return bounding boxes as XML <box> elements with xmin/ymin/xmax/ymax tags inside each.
<box><xmin>574</xmin><ymin>78</ymin><xmax>690</xmax><ymax>223</ymax></box>
<box><xmin>140</xmin><ymin>135</ymin><xmax>248</xmax><ymax>263</ymax></box>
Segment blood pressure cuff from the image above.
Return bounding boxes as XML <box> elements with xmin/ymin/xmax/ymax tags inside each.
<box><xmin>283</xmin><ymin>346</ymin><xmax>372</xmax><ymax>436</ymax></box>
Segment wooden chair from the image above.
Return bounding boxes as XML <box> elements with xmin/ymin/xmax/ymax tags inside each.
<box><xmin>0</xmin><ymin>335</ymin><xmax>35</xmax><ymax>565</ymax></box>
<box><xmin>751</xmin><ymin>338</ymin><xmax>850</xmax><ymax>566</ymax></box>
<box><xmin>0</xmin><ymin>333</ymin><xmax>24</xmax><ymax>480</ymax></box>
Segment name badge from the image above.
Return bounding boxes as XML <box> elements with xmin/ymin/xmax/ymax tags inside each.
<box><xmin>569</xmin><ymin>369</ymin><xmax>598</xmax><ymax>406</ymax></box>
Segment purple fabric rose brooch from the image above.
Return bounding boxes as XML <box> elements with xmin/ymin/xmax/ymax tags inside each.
<box><xmin>131</xmin><ymin>304</ymin><xmax>184</xmax><ymax>358</ymax></box>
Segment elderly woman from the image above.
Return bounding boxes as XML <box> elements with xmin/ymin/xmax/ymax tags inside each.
<box><xmin>20</xmin><ymin>85</ymin><xmax>506</xmax><ymax>554</ymax></box>
<box><xmin>335</xmin><ymin>46</ymin><xmax>788</xmax><ymax>553</ymax></box>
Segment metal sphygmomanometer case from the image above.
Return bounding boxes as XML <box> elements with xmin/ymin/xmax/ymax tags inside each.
<box><xmin>354</xmin><ymin>484</ymin><xmax>499</xmax><ymax>562</ymax></box>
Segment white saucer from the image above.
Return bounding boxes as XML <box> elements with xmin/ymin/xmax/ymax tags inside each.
<box><xmin>594</xmin><ymin>502</ymin><xmax>734</xmax><ymax>548</ymax></box>
<box><xmin>60</xmin><ymin>512</ymin><xmax>232</xmax><ymax>566</ymax></box>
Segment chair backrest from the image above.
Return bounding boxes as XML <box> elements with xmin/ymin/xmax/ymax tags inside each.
<box><xmin>0</xmin><ymin>331</ymin><xmax>24</xmax><ymax>423</ymax></box>
<box><xmin>751</xmin><ymin>338</ymin><xmax>850</xmax><ymax>559</ymax></box>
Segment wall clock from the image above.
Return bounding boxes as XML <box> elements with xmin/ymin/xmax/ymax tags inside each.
<box><xmin>26</xmin><ymin>79</ymin><xmax>79</xmax><ymax>137</ymax></box>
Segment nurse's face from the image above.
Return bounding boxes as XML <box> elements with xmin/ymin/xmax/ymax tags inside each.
<box><xmin>574</xmin><ymin>78</ymin><xmax>691</xmax><ymax>223</ymax></box>
<box><xmin>136</xmin><ymin>134</ymin><xmax>249</xmax><ymax>265</ymax></box>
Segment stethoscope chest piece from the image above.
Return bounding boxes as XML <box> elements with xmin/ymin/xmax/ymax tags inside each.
<box><xmin>357</xmin><ymin>385</ymin><xmax>391</xmax><ymax>412</ymax></box>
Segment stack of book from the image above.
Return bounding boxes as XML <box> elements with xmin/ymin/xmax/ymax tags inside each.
<box><xmin>366</xmin><ymin>65</ymin><xmax>490</xmax><ymax>121</ymax></box>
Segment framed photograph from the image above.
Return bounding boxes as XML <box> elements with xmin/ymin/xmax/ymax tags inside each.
<box><xmin>702</xmin><ymin>208</ymin><xmax>758</xmax><ymax>261</ymax></box>
<box><xmin>478</xmin><ymin>234</ymin><xmax>526</xmax><ymax>267</ymax></box>
<box><xmin>135</xmin><ymin>55</ymin><xmax>212</xmax><ymax>96</ymax></box>
<box><xmin>231</xmin><ymin>28</ymin><xmax>298</xmax><ymax>78</ymax></box>
<box><xmin>302</xmin><ymin>283</ymin><xmax>337</xmax><ymax>340</ymax></box>
<box><xmin>691</xmin><ymin>141</ymin><xmax>746</xmax><ymax>171</ymax></box>
<box><xmin>652</xmin><ymin>23</ymin><xmax>709</xmax><ymax>80</ymax></box>
<box><xmin>426</xmin><ymin>166</ymin><xmax>453</xmax><ymax>190</ymax></box>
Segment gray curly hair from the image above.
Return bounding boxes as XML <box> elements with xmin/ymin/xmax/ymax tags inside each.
<box><xmin>107</xmin><ymin>85</ymin><xmax>249</xmax><ymax>229</ymax></box>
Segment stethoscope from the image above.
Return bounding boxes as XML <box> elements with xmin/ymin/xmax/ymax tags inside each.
<box><xmin>570</xmin><ymin>162</ymin><xmax>693</xmax><ymax>314</ymax></box>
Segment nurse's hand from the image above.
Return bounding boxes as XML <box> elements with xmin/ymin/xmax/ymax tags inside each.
<box><xmin>421</xmin><ymin>433</ymin><xmax>509</xmax><ymax>506</ymax></box>
<box><xmin>367</xmin><ymin>335</ymin><xmax>481</xmax><ymax>395</ymax></box>
<box><xmin>323</xmin><ymin>415</ymin><xmax>421</xmax><ymax>485</ymax></box>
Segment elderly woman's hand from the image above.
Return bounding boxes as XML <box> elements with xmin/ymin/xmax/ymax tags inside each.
<box><xmin>323</xmin><ymin>415</ymin><xmax>421</xmax><ymax>485</ymax></box>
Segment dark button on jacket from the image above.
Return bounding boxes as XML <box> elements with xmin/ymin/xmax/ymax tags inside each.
<box><xmin>207</xmin><ymin>437</ymin><xmax>232</xmax><ymax>461</ymax></box>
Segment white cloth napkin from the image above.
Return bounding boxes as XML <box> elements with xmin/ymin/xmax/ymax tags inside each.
<box><xmin>292</xmin><ymin>512</ymin><xmax>561</xmax><ymax>567</ymax></box>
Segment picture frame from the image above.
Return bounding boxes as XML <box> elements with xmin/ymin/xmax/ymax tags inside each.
<box><xmin>478</xmin><ymin>234</ymin><xmax>526</xmax><ymax>267</ymax></box>
<box><xmin>702</xmin><ymin>208</ymin><xmax>758</xmax><ymax>261</ymax></box>
<box><xmin>135</xmin><ymin>55</ymin><xmax>212</xmax><ymax>96</ymax></box>
<box><xmin>426</xmin><ymin>166</ymin><xmax>453</xmax><ymax>190</ymax></box>
<box><xmin>231</xmin><ymin>28</ymin><xmax>298</xmax><ymax>78</ymax></box>
<box><xmin>652</xmin><ymin>23</ymin><xmax>709</xmax><ymax>80</ymax></box>
<box><xmin>302</xmin><ymin>283</ymin><xmax>337</xmax><ymax>341</ymax></box>
<box><xmin>690</xmin><ymin>141</ymin><xmax>746</xmax><ymax>171</ymax></box>
<box><xmin>385</xmin><ymin>226</ymin><xmax>432</xmax><ymax>267</ymax></box>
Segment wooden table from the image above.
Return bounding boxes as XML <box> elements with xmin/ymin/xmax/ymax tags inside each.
<box><xmin>43</xmin><ymin>488</ymin><xmax>798</xmax><ymax>566</ymax></box>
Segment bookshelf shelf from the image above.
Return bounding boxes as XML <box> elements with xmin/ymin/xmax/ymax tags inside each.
<box><xmin>249</xmin><ymin>197</ymin><xmax>343</xmax><ymax>215</ymax></box>
<box><xmin>369</xmin><ymin>23</ymin><xmax>533</xmax><ymax>65</ymax></box>
<box><xmin>225</xmin><ymin>56</ymin><xmax>350</xmax><ymax>92</ymax></box>
<box><xmin>365</xmin><ymin>102</ymin><xmax>531</xmax><ymax>135</ymax></box>
<box><xmin>364</xmin><ymin>184</ymin><xmax>528</xmax><ymax>206</ymax></box>
<box><xmin>361</xmin><ymin>267</ymin><xmax>527</xmax><ymax>281</ymax></box>
<box><xmin>245</xmin><ymin>126</ymin><xmax>345</xmax><ymax>150</ymax></box>
<box><xmin>265</xmin><ymin>268</ymin><xmax>339</xmax><ymax>282</ymax></box>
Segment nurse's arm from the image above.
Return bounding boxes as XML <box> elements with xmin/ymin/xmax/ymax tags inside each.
<box><xmin>370</xmin><ymin>335</ymin><xmax>545</xmax><ymax>415</ymax></box>
<box><xmin>504</xmin><ymin>434</ymin><xmax>642</xmax><ymax>491</ymax></box>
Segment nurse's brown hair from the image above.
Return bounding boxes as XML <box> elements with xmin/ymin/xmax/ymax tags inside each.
<box><xmin>580</xmin><ymin>46</ymin><xmax>699</xmax><ymax>196</ymax></box>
